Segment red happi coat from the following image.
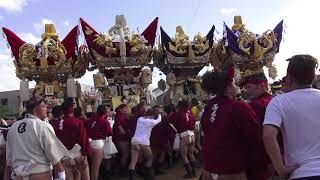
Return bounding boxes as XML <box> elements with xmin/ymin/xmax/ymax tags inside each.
<box><xmin>127</xmin><ymin>115</ymin><xmax>138</xmax><ymax>140</ymax></box>
<box><xmin>112</xmin><ymin>112</ymin><xmax>130</xmax><ymax>142</ymax></box>
<box><xmin>171</xmin><ymin>111</ymin><xmax>196</xmax><ymax>134</ymax></box>
<box><xmin>50</xmin><ymin>116</ymin><xmax>90</xmax><ymax>156</ymax></box>
<box><xmin>201</xmin><ymin>96</ymin><xmax>263</xmax><ymax>174</ymax></box>
<box><xmin>86</xmin><ymin>113</ymin><xmax>112</xmax><ymax>140</ymax></box>
<box><xmin>247</xmin><ymin>93</ymin><xmax>283</xmax><ymax>180</ymax></box>
<box><xmin>249</xmin><ymin>93</ymin><xmax>273</xmax><ymax>125</ymax></box>
<box><xmin>150</xmin><ymin>115</ymin><xmax>173</xmax><ymax>151</ymax></box>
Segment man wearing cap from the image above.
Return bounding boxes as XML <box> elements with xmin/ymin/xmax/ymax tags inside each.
<box><xmin>241</xmin><ymin>73</ymin><xmax>274</xmax><ymax>180</ymax></box>
<box><xmin>242</xmin><ymin>73</ymin><xmax>272</xmax><ymax>123</ymax></box>
<box><xmin>4</xmin><ymin>97</ymin><xmax>67</xmax><ymax>180</ymax></box>
<box><xmin>264</xmin><ymin>55</ymin><xmax>320</xmax><ymax>180</ymax></box>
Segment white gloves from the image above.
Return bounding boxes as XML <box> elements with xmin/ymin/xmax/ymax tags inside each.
<box><xmin>55</xmin><ymin>171</ymin><xmax>66</xmax><ymax>180</ymax></box>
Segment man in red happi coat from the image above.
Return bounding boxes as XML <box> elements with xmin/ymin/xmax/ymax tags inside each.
<box><xmin>50</xmin><ymin>100</ymin><xmax>90</xmax><ymax>180</ymax></box>
<box><xmin>242</xmin><ymin>73</ymin><xmax>279</xmax><ymax>180</ymax></box>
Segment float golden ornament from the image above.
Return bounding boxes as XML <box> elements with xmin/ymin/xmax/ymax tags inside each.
<box><xmin>154</xmin><ymin>25</ymin><xmax>215</xmax><ymax>104</ymax></box>
<box><xmin>3</xmin><ymin>23</ymin><xmax>87</xmax><ymax>105</ymax></box>
<box><xmin>210</xmin><ymin>15</ymin><xmax>284</xmax><ymax>84</ymax></box>
<box><xmin>80</xmin><ymin>15</ymin><xmax>158</xmax><ymax>108</ymax></box>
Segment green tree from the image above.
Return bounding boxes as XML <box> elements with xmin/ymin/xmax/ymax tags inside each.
<box><xmin>0</xmin><ymin>105</ymin><xmax>8</xmax><ymax>118</ymax></box>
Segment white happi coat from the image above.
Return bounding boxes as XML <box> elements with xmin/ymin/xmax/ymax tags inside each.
<box><xmin>6</xmin><ymin>114</ymin><xmax>68</xmax><ymax>176</ymax></box>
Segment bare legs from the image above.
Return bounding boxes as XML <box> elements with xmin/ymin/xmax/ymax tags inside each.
<box><xmin>75</xmin><ymin>156</ymin><xmax>90</xmax><ymax>180</ymax></box>
<box><xmin>180</xmin><ymin>135</ymin><xmax>195</xmax><ymax>164</ymax></box>
<box><xmin>90</xmin><ymin>148</ymin><xmax>104</xmax><ymax>180</ymax></box>
<box><xmin>129</xmin><ymin>144</ymin><xmax>153</xmax><ymax>170</ymax></box>
<box><xmin>117</xmin><ymin>141</ymin><xmax>129</xmax><ymax>169</ymax></box>
<box><xmin>180</xmin><ymin>135</ymin><xmax>196</xmax><ymax>178</ymax></box>
<box><xmin>128</xmin><ymin>144</ymin><xmax>154</xmax><ymax>180</ymax></box>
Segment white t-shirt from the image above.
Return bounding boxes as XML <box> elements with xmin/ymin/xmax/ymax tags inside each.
<box><xmin>131</xmin><ymin>114</ymin><xmax>161</xmax><ymax>145</ymax></box>
<box><xmin>6</xmin><ymin>114</ymin><xmax>68</xmax><ymax>175</ymax></box>
<box><xmin>264</xmin><ymin>88</ymin><xmax>320</xmax><ymax>179</ymax></box>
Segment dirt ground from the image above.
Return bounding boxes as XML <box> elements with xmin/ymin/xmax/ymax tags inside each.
<box><xmin>114</xmin><ymin>161</ymin><xmax>202</xmax><ymax>180</ymax></box>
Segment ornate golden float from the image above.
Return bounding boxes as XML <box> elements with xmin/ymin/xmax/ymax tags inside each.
<box><xmin>2</xmin><ymin>23</ymin><xmax>88</xmax><ymax>110</ymax></box>
<box><xmin>80</xmin><ymin>15</ymin><xmax>158</xmax><ymax>109</ymax></box>
<box><xmin>211</xmin><ymin>16</ymin><xmax>284</xmax><ymax>84</ymax></box>
<box><xmin>153</xmin><ymin>25</ymin><xmax>215</xmax><ymax>104</ymax></box>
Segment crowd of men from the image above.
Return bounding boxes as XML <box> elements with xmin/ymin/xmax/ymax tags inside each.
<box><xmin>0</xmin><ymin>54</ymin><xmax>320</xmax><ymax>180</ymax></box>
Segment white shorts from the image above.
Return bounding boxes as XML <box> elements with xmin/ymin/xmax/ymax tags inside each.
<box><xmin>180</xmin><ymin>130</ymin><xmax>195</xmax><ymax>144</ymax></box>
<box><xmin>89</xmin><ymin>140</ymin><xmax>104</xmax><ymax>149</ymax></box>
<box><xmin>180</xmin><ymin>130</ymin><xmax>195</xmax><ymax>137</ymax></box>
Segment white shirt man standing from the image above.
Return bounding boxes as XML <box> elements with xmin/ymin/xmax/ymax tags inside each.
<box><xmin>263</xmin><ymin>54</ymin><xmax>320</xmax><ymax>180</ymax></box>
<box><xmin>4</xmin><ymin>98</ymin><xmax>68</xmax><ymax>180</ymax></box>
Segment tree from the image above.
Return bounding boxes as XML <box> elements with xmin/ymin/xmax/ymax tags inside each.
<box><xmin>0</xmin><ymin>105</ymin><xmax>8</xmax><ymax>118</ymax></box>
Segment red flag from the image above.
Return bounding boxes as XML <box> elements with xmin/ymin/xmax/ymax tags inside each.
<box><xmin>79</xmin><ymin>18</ymin><xmax>108</xmax><ymax>57</ymax></box>
<box><xmin>142</xmin><ymin>17</ymin><xmax>158</xmax><ymax>47</ymax></box>
<box><xmin>62</xmin><ymin>25</ymin><xmax>79</xmax><ymax>60</ymax></box>
<box><xmin>2</xmin><ymin>27</ymin><xmax>26</xmax><ymax>61</ymax></box>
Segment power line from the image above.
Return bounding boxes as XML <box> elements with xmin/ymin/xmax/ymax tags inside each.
<box><xmin>186</xmin><ymin>0</ymin><xmax>202</xmax><ymax>33</ymax></box>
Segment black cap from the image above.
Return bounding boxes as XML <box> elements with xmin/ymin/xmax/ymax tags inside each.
<box><xmin>26</xmin><ymin>97</ymin><xmax>45</xmax><ymax>112</ymax></box>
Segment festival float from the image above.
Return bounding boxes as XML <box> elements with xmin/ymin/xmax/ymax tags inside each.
<box><xmin>153</xmin><ymin>25</ymin><xmax>215</xmax><ymax>104</ymax></box>
<box><xmin>79</xmin><ymin>15</ymin><xmax>158</xmax><ymax>109</ymax></box>
<box><xmin>2</xmin><ymin>23</ymin><xmax>88</xmax><ymax>111</ymax></box>
<box><xmin>211</xmin><ymin>16</ymin><xmax>284</xmax><ymax>85</ymax></box>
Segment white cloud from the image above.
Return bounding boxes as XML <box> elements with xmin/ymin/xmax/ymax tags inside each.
<box><xmin>33</xmin><ymin>18</ymin><xmax>55</xmax><ymax>33</ymax></box>
<box><xmin>0</xmin><ymin>61</ymin><xmax>36</xmax><ymax>91</ymax></box>
<box><xmin>220</xmin><ymin>8</ymin><xmax>237</xmax><ymax>16</ymax></box>
<box><xmin>271</xmin><ymin>0</ymin><xmax>320</xmax><ymax>80</ymax></box>
<box><xmin>18</xmin><ymin>33</ymin><xmax>41</xmax><ymax>44</ymax></box>
<box><xmin>0</xmin><ymin>64</ymin><xmax>20</xmax><ymax>91</ymax></box>
<box><xmin>63</xmin><ymin>20</ymin><xmax>71</xmax><ymax>27</ymax></box>
<box><xmin>0</xmin><ymin>31</ymin><xmax>40</xmax><ymax>91</ymax></box>
<box><xmin>0</xmin><ymin>0</ymin><xmax>29</xmax><ymax>13</ymax></box>
<box><xmin>0</xmin><ymin>50</ymin><xmax>20</xmax><ymax>91</ymax></box>
<box><xmin>0</xmin><ymin>54</ymin><xmax>11</xmax><ymax>62</ymax></box>
<box><xmin>0</xmin><ymin>38</ymin><xmax>39</xmax><ymax>91</ymax></box>
<box><xmin>0</xmin><ymin>51</ymin><xmax>13</xmax><ymax>65</ymax></box>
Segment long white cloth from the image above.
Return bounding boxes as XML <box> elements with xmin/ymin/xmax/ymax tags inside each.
<box><xmin>173</xmin><ymin>134</ymin><xmax>180</xmax><ymax>150</ymax></box>
<box><xmin>104</xmin><ymin>137</ymin><xmax>118</xmax><ymax>159</ymax></box>
<box><xmin>0</xmin><ymin>132</ymin><xmax>5</xmax><ymax>147</ymax></box>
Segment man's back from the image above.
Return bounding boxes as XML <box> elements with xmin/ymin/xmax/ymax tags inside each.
<box><xmin>50</xmin><ymin>116</ymin><xmax>90</xmax><ymax>155</ymax></box>
<box><xmin>51</xmin><ymin>117</ymin><xmax>80</xmax><ymax>150</ymax></box>
<box><xmin>264</xmin><ymin>88</ymin><xmax>320</xmax><ymax>179</ymax></box>
<box><xmin>7</xmin><ymin>114</ymin><xmax>67</xmax><ymax>174</ymax></box>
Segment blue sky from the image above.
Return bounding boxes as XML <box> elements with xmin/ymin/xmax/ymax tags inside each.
<box><xmin>0</xmin><ymin>0</ymin><xmax>319</xmax><ymax>91</ymax></box>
